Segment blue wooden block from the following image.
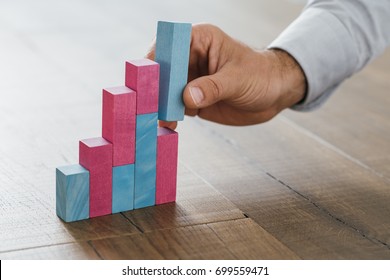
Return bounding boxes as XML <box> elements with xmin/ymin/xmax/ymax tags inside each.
<box><xmin>135</xmin><ymin>113</ymin><xmax>158</xmax><ymax>209</ymax></box>
<box><xmin>155</xmin><ymin>21</ymin><xmax>192</xmax><ymax>121</ymax></box>
<box><xmin>56</xmin><ymin>164</ymin><xmax>89</xmax><ymax>222</ymax></box>
<box><xmin>112</xmin><ymin>164</ymin><xmax>135</xmax><ymax>213</ymax></box>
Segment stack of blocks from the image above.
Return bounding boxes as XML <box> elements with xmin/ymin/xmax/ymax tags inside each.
<box><xmin>56</xmin><ymin>21</ymin><xmax>191</xmax><ymax>222</ymax></box>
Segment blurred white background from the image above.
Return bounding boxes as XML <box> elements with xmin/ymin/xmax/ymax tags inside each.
<box><xmin>0</xmin><ymin>0</ymin><xmax>304</xmax><ymax>162</ymax></box>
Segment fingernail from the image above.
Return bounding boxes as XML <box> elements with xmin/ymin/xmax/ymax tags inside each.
<box><xmin>189</xmin><ymin>87</ymin><xmax>204</xmax><ymax>106</ymax></box>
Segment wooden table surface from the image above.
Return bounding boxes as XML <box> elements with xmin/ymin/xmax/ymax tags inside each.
<box><xmin>0</xmin><ymin>0</ymin><xmax>389</xmax><ymax>260</ymax></box>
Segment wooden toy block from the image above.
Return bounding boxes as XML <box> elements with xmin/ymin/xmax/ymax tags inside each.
<box><xmin>79</xmin><ymin>137</ymin><xmax>113</xmax><ymax>218</ymax></box>
<box><xmin>112</xmin><ymin>164</ymin><xmax>135</xmax><ymax>213</ymax></box>
<box><xmin>134</xmin><ymin>113</ymin><xmax>158</xmax><ymax>209</ymax></box>
<box><xmin>102</xmin><ymin>86</ymin><xmax>136</xmax><ymax>166</ymax></box>
<box><xmin>156</xmin><ymin>127</ymin><xmax>178</xmax><ymax>205</ymax></box>
<box><xmin>56</xmin><ymin>164</ymin><xmax>89</xmax><ymax>222</ymax></box>
<box><xmin>155</xmin><ymin>21</ymin><xmax>191</xmax><ymax>121</ymax></box>
<box><xmin>125</xmin><ymin>59</ymin><xmax>159</xmax><ymax>114</ymax></box>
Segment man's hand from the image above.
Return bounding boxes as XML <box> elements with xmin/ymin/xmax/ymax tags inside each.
<box><xmin>147</xmin><ymin>23</ymin><xmax>307</xmax><ymax>128</ymax></box>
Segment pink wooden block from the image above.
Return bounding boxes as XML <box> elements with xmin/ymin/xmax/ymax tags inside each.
<box><xmin>102</xmin><ymin>86</ymin><xmax>136</xmax><ymax>166</ymax></box>
<box><xmin>79</xmin><ymin>137</ymin><xmax>113</xmax><ymax>218</ymax></box>
<box><xmin>156</xmin><ymin>127</ymin><xmax>178</xmax><ymax>205</ymax></box>
<box><xmin>125</xmin><ymin>59</ymin><xmax>159</xmax><ymax>114</ymax></box>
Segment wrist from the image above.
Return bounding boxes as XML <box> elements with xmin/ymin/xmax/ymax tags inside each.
<box><xmin>268</xmin><ymin>48</ymin><xmax>307</xmax><ymax>109</ymax></box>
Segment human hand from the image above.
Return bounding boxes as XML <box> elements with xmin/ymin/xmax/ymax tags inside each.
<box><xmin>147</xmin><ymin>24</ymin><xmax>306</xmax><ymax>128</ymax></box>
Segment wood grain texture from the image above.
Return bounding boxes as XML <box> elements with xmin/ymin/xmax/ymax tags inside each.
<box><xmin>0</xmin><ymin>197</ymin><xmax>139</xmax><ymax>253</ymax></box>
<box><xmin>178</xmin><ymin>118</ymin><xmax>390</xmax><ymax>259</ymax></box>
<box><xmin>112</xmin><ymin>164</ymin><xmax>135</xmax><ymax>213</ymax></box>
<box><xmin>155</xmin><ymin>21</ymin><xmax>191</xmax><ymax>121</ymax></box>
<box><xmin>207</xmin><ymin>219</ymin><xmax>300</xmax><ymax>259</ymax></box>
<box><xmin>56</xmin><ymin>164</ymin><xmax>89</xmax><ymax>222</ymax></box>
<box><xmin>60</xmin><ymin>214</ymin><xmax>140</xmax><ymax>241</ymax></box>
<box><xmin>134</xmin><ymin>113</ymin><xmax>158</xmax><ymax>209</ymax></box>
<box><xmin>123</xmin><ymin>164</ymin><xmax>244</xmax><ymax>232</ymax></box>
<box><xmin>79</xmin><ymin>137</ymin><xmax>113</xmax><ymax>218</ymax></box>
<box><xmin>125</xmin><ymin>59</ymin><xmax>159</xmax><ymax>114</ymax></box>
<box><xmin>102</xmin><ymin>86</ymin><xmax>136</xmax><ymax>166</ymax></box>
<box><xmin>156</xmin><ymin>127</ymin><xmax>178</xmax><ymax>205</ymax></box>
<box><xmin>90</xmin><ymin>218</ymin><xmax>300</xmax><ymax>260</ymax></box>
<box><xmin>0</xmin><ymin>242</ymin><xmax>100</xmax><ymax>260</ymax></box>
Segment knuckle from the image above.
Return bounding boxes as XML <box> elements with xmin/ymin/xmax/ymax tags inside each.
<box><xmin>205</xmin><ymin>76</ymin><xmax>224</xmax><ymax>101</ymax></box>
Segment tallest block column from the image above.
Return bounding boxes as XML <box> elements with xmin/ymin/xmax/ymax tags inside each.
<box><xmin>125</xmin><ymin>59</ymin><xmax>159</xmax><ymax>114</ymax></box>
<box><xmin>155</xmin><ymin>21</ymin><xmax>191</xmax><ymax>121</ymax></box>
<box><xmin>125</xmin><ymin>58</ymin><xmax>160</xmax><ymax>209</ymax></box>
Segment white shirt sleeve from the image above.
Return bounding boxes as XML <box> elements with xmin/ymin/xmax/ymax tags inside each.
<box><xmin>268</xmin><ymin>0</ymin><xmax>390</xmax><ymax>111</ymax></box>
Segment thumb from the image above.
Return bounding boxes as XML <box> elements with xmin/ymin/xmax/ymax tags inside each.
<box><xmin>145</xmin><ymin>37</ymin><xmax>156</xmax><ymax>60</ymax></box>
<box><xmin>183</xmin><ymin>72</ymin><xmax>232</xmax><ymax>109</ymax></box>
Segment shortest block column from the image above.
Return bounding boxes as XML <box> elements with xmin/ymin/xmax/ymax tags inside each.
<box><xmin>156</xmin><ymin>127</ymin><xmax>178</xmax><ymax>205</ymax></box>
<box><xmin>56</xmin><ymin>164</ymin><xmax>89</xmax><ymax>222</ymax></box>
<box><xmin>79</xmin><ymin>137</ymin><xmax>113</xmax><ymax>218</ymax></box>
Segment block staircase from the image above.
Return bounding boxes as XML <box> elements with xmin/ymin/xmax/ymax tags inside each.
<box><xmin>56</xmin><ymin>21</ymin><xmax>191</xmax><ymax>222</ymax></box>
